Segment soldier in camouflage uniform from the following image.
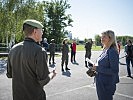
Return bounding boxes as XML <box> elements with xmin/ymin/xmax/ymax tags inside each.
<box><xmin>61</xmin><ymin>39</ymin><xmax>70</xmax><ymax>71</ymax></box>
<box><xmin>49</xmin><ymin>39</ymin><xmax>56</xmax><ymax>65</ymax></box>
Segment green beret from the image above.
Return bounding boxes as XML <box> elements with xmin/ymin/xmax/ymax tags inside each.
<box><xmin>23</xmin><ymin>19</ymin><xmax>43</xmax><ymax>29</ymax></box>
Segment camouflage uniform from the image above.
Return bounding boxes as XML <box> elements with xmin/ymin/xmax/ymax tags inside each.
<box><xmin>49</xmin><ymin>42</ymin><xmax>56</xmax><ymax>64</ymax></box>
<box><xmin>61</xmin><ymin>43</ymin><xmax>70</xmax><ymax>71</ymax></box>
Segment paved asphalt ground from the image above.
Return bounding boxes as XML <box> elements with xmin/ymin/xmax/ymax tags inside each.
<box><xmin>0</xmin><ymin>49</ymin><xmax>133</xmax><ymax>100</ymax></box>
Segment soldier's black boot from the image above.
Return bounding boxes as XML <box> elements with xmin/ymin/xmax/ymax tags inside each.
<box><xmin>88</xmin><ymin>62</ymin><xmax>93</xmax><ymax>67</ymax></box>
<box><xmin>61</xmin><ymin>65</ymin><xmax>64</xmax><ymax>72</ymax></box>
<box><xmin>65</xmin><ymin>65</ymin><xmax>70</xmax><ymax>70</ymax></box>
<box><xmin>85</xmin><ymin>61</ymin><xmax>88</xmax><ymax>67</ymax></box>
<box><xmin>49</xmin><ymin>62</ymin><xmax>51</xmax><ymax>65</ymax></box>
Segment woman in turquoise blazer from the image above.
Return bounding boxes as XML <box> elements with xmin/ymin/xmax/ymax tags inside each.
<box><xmin>93</xmin><ymin>30</ymin><xmax>119</xmax><ymax>100</ymax></box>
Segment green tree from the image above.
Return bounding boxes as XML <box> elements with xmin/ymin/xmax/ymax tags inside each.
<box><xmin>0</xmin><ymin>0</ymin><xmax>45</xmax><ymax>43</ymax></box>
<box><xmin>43</xmin><ymin>0</ymin><xmax>73</xmax><ymax>44</ymax></box>
<box><xmin>95</xmin><ymin>34</ymin><xmax>101</xmax><ymax>46</ymax></box>
<box><xmin>117</xmin><ymin>36</ymin><xmax>133</xmax><ymax>46</ymax></box>
<box><xmin>0</xmin><ymin>0</ymin><xmax>73</xmax><ymax>45</ymax></box>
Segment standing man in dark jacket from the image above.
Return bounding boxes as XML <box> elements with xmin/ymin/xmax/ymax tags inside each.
<box><xmin>85</xmin><ymin>39</ymin><xmax>93</xmax><ymax>67</ymax></box>
<box><xmin>49</xmin><ymin>39</ymin><xmax>56</xmax><ymax>65</ymax></box>
<box><xmin>6</xmin><ymin>19</ymin><xmax>56</xmax><ymax>100</ymax></box>
<box><xmin>124</xmin><ymin>40</ymin><xmax>133</xmax><ymax>77</ymax></box>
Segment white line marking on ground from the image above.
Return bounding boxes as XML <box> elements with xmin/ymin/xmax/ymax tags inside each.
<box><xmin>46</xmin><ymin>84</ymin><xmax>95</xmax><ymax>97</ymax></box>
<box><xmin>47</xmin><ymin>75</ymin><xmax>133</xmax><ymax>99</ymax></box>
<box><xmin>115</xmin><ymin>92</ymin><xmax>133</xmax><ymax>99</ymax></box>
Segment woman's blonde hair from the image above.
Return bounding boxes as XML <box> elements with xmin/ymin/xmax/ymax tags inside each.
<box><xmin>101</xmin><ymin>30</ymin><xmax>118</xmax><ymax>52</ymax></box>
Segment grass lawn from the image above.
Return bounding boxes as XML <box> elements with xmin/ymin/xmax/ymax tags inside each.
<box><xmin>76</xmin><ymin>45</ymin><xmax>102</xmax><ymax>51</ymax></box>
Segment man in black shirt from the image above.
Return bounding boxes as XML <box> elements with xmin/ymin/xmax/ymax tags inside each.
<box><xmin>84</xmin><ymin>39</ymin><xmax>93</xmax><ymax>67</ymax></box>
<box><xmin>6</xmin><ymin>19</ymin><xmax>56</xmax><ymax>100</ymax></box>
<box><xmin>125</xmin><ymin>40</ymin><xmax>133</xmax><ymax>77</ymax></box>
<box><xmin>49</xmin><ymin>39</ymin><xmax>56</xmax><ymax>65</ymax></box>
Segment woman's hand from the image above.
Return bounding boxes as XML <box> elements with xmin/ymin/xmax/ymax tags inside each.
<box><xmin>92</xmin><ymin>65</ymin><xmax>96</xmax><ymax>71</ymax></box>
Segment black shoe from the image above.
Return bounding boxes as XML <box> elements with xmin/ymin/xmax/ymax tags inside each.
<box><xmin>85</xmin><ymin>65</ymin><xmax>88</xmax><ymax>68</ymax></box>
<box><xmin>66</xmin><ymin>67</ymin><xmax>70</xmax><ymax>70</ymax></box>
<box><xmin>53</xmin><ymin>62</ymin><xmax>56</xmax><ymax>64</ymax></box>
<box><xmin>49</xmin><ymin>62</ymin><xmax>51</xmax><ymax>65</ymax></box>
<box><xmin>127</xmin><ymin>75</ymin><xmax>131</xmax><ymax>77</ymax></box>
<box><xmin>85</xmin><ymin>61</ymin><xmax>87</xmax><ymax>67</ymax></box>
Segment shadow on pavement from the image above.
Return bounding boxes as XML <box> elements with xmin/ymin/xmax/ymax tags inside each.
<box><xmin>49</xmin><ymin>64</ymin><xmax>55</xmax><ymax>68</ymax></box>
<box><xmin>128</xmin><ymin>76</ymin><xmax>133</xmax><ymax>79</ymax></box>
<box><xmin>119</xmin><ymin>61</ymin><xmax>126</xmax><ymax>65</ymax></box>
<box><xmin>72</xmin><ymin>62</ymin><xmax>79</xmax><ymax>65</ymax></box>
